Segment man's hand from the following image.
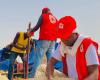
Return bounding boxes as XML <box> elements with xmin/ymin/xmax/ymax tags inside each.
<box><xmin>84</xmin><ymin>65</ymin><xmax>99</xmax><ymax>80</ymax></box>
<box><xmin>21</xmin><ymin>46</ymin><xmax>27</xmax><ymax>51</ymax></box>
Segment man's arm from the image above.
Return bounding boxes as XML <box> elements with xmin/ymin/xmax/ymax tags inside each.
<box><xmin>31</xmin><ymin>15</ymin><xmax>43</xmax><ymax>32</ymax></box>
<box><xmin>84</xmin><ymin>44</ymin><xmax>99</xmax><ymax>80</ymax></box>
<box><xmin>84</xmin><ymin>65</ymin><xmax>99</xmax><ymax>80</ymax></box>
<box><xmin>46</xmin><ymin>57</ymin><xmax>58</xmax><ymax>80</ymax></box>
<box><xmin>12</xmin><ymin>32</ymin><xmax>19</xmax><ymax>47</ymax></box>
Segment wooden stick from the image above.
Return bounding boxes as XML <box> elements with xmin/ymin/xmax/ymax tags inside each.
<box><xmin>25</xmin><ymin>22</ymin><xmax>31</xmax><ymax>79</ymax></box>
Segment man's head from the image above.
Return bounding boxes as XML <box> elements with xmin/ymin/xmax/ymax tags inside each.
<box><xmin>61</xmin><ymin>32</ymin><xmax>78</xmax><ymax>46</ymax></box>
<box><xmin>57</xmin><ymin>16</ymin><xmax>77</xmax><ymax>46</ymax></box>
<box><xmin>42</xmin><ymin>7</ymin><xmax>51</xmax><ymax>14</ymax></box>
<box><xmin>57</xmin><ymin>16</ymin><xmax>76</xmax><ymax>39</ymax></box>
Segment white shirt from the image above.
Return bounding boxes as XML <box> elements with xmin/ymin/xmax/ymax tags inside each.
<box><xmin>52</xmin><ymin>35</ymin><xmax>99</xmax><ymax>78</ymax></box>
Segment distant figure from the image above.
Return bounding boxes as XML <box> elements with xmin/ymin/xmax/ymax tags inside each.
<box><xmin>8</xmin><ymin>31</ymin><xmax>33</xmax><ymax>80</ymax></box>
<box><xmin>46</xmin><ymin>16</ymin><xmax>100</xmax><ymax>80</ymax></box>
<box><xmin>30</xmin><ymin>7</ymin><xmax>58</xmax><ymax>77</ymax></box>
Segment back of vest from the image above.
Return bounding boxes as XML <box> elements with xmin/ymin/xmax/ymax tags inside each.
<box><xmin>11</xmin><ymin>32</ymin><xmax>28</xmax><ymax>54</ymax></box>
<box><xmin>39</xmin><ymin>13</ymin><xmax>58</xmax><ymax>40</ymax></box>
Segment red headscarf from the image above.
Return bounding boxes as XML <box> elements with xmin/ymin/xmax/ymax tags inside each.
<box><xmin>42</xmin><ymin>7</ymin><xmax>50</xmax><ymax>14</ymax></box>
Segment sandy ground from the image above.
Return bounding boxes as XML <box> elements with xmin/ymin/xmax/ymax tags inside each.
<box><xmin>0</xmin><ymin>55</ymin><xmax>73</xmax><ymax>80</ymax></box>
<box><xmin>0</xmin><ymin>64</ymin><xmax>71</xmax><ymax>80</ymax></box>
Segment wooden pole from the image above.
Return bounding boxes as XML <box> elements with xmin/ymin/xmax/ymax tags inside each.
<box><xmin>25</xmin><ymin>22</ymin><xmax>31</xmax><ymax>79</ymax></box>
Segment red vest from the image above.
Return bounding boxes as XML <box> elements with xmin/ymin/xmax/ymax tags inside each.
<box><xmin>39</xmin><ymin>13</ymin><xmax>58</xmax><ymax>40</ymax></box>
<box><xmin>62</xmin><ymin>38</ymin><xmax>100</xmax><ymax>80</ymax></box>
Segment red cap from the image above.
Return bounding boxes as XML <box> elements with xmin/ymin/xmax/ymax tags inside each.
<box><xmin>57</xmin><ymin>16</ymin><xmax>76</xmax><ymax>39</ymax></box>
<box><xmin>42</xmin><ymin>7</ymin><xmax>50</xmax><ymax>13</ymax></box>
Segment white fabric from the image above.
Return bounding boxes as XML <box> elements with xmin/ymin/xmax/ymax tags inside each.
<box><xmin>16</xmin><ymin>56</ymin><xmax>23</xmax><ymax>63</ymax></box>
<box><xmin>66</xmin><ymin>51</ymin><xmax>78</xmax><ymax>78</ymax></box>
<box><xmin>66</xmin><ymin>35</ymin><xmax>85</xmax><ymax>78</ymax></box>
<box><xmin>52</xmin><ymin>43</ymin><xmax>62</xmax><ymax>61</ymax></box>
<box><xmin>86</xmin><ymin>44</ymin><xmax>99</xmax><ymax>66</ymax></box>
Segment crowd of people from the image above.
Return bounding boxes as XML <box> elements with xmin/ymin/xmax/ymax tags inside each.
<box><xmin>3</xmin><ymin>7</ymin><xmax>100</xmax><ymax>80</ymax></box>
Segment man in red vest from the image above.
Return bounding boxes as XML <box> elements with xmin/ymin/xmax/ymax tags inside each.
<box><xmin>46</xmin><ymin>16</ymin><xmax>100</xmax><ymax>80</ymax></box>
<box><xmin>29</xmin><ymin>7</ymin><xmax>58</xmax><ymax>78</ymax></box>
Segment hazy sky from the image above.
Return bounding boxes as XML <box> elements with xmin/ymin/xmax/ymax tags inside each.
<box><xmin>0</xmin><ymin>0</ymin><xmax>100</xmax><ymax>51</ymax></box>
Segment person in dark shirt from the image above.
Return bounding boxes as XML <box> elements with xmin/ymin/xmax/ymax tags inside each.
<box><xmin>29</xmin><ymin>7</ymin><xmax>58</xmax><ymax>78</ymax></box>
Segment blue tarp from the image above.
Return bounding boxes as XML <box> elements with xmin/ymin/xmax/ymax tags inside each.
<box><xmin>0</xmin><ymin>48</ymin><xmax>10</xmax><ymax>70</ymax></box>
<box><xmin>0</xmin><ymin>47</ymin><xmax>35</xmax><ymax>71</ymax></box>
<box><xmin>0</xmin><ymin>42</ymin><xmax>62</xmax><ymax>71</ymax></box>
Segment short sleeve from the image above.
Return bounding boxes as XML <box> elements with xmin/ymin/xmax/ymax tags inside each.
<box><xmin>86</xmin><ymin>44</ymin><xmax>99</xmax><ymax>66</ymax></box>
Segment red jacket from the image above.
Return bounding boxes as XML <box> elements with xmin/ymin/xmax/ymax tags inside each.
<box><xmin>39</xmin><ymin>13</ymin><xmax>58</xmax><ymax>40</ymax></box>
<box><xmin>62</xmin><ymin>38</ymin><xmax>100</xmax><ymax>80</ymax></box>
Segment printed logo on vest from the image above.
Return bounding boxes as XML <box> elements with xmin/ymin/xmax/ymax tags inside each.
<box><xmin>59</xmin><ymin>23</ymin><xmax>64</xmax><ymax>29</ymax></box>
<box><xmin>49</xmin><ymin>15</ymin><xmax>56</xmax><ymax>24</ymax></box>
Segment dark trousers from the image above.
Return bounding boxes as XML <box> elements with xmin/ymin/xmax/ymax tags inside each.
<box><xmin>8</xmin><ymin>52</ymin><xmax>27</xmax><ymax>80</ymax></box>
